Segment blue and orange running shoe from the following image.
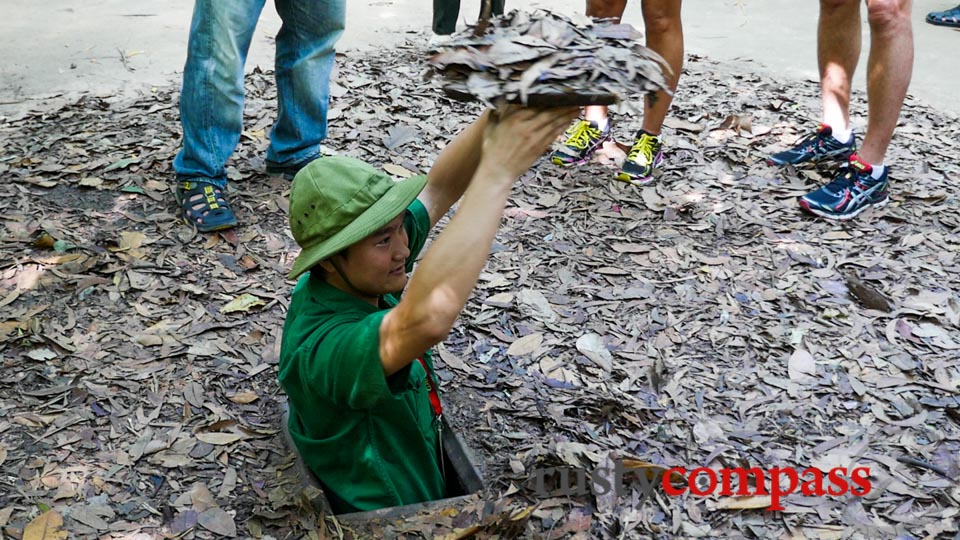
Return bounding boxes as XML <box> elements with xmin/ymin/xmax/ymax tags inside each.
<box><xmin>799</xmin><ymin>154</ymin><xmax>890</xmax><ymax>221</ymax></box>
<box><xmin>768</xmin><ymin>124</ymin><xmax>856</xmax><ymax>166</ymax></box>
<box><xmin>551</xmin><ymin>119</ymin><xmax>611</xmax><ymax>167</ymax></box>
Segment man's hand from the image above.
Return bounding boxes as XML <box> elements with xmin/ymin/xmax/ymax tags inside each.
<box><xmin>481</xmin><ymin>107</ymin><xmax>580</xmax><ymax>181</ymax></box>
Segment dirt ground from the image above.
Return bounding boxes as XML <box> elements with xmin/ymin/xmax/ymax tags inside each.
<box><xmin>2</xmin><ymin>14</ymin><xmax>960</xmax><ymax>540</ymax></box>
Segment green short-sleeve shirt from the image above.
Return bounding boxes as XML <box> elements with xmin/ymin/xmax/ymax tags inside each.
<box><xmin>278</xmin><ymin>199</ymin><xmax>445</xmax><ymax>514</ymax></box>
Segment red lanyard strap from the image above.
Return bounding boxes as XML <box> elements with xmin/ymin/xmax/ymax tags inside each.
<box><xmin>417</xmin><ymin>356</ymin><xmax>446</xmax><ymax>484</ymax></box>
<box><xmin>416</xmin><ymin>357</ymin><xmax>442</xmax><ymax>418</ymax></box>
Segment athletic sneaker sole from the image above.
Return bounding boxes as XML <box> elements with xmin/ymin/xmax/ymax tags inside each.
<box><xmin>552</xmin><ymin>155</ymin><xmax>591</xmax><ymax>168</ymax></box>
<box><xmin>798</xmin><ymin>196</ymin><xmax>889</xmax><ymax>221</ymax></box>
<box><xmin>614</xmin><ymin>171</ymin><xmax>655</xmax><ymax>185</ymax></box>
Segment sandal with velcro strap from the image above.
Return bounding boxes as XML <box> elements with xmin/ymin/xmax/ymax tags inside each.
<box><xmin>927</xmin><ymin>5</ymin><xmax>960</xmax><ymax>27</ymax></box>
<box><xmin>175</xmin><ymin>180</ymin><xmax>238</xmax><ymax>232</ymax></box>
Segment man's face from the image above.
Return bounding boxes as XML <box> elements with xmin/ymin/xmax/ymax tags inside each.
<box><xmin>328</xmin><ymin>213</ymin><xmax>410</xmax><ymax>300</ymax></box>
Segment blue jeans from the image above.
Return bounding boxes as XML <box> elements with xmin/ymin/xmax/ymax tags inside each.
<box><xmin>174</xmin><ymin>0</ymin><xmax>345</xmax><ymax>188</ymax></box>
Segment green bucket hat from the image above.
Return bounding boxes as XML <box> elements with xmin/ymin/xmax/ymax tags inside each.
<box><xmin>288</xmin><ymin>156</ymin><xmax>427</xmax><ymax>279</ymax></box>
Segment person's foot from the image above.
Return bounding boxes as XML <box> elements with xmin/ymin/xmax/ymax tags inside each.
<box><xmin>768</xmin><ymin>124</ymin><xmax>856</xmax><ymax>166</ymax></box>
<box><xmin>616</xmin><ymin>130</ymin><xmax>664</xmax><ymax>184</ymax></box>
<box><xmin>798</xmin><ymin>154</ymin><xmax>890</xmax><ymax>221</ymax></box>
<box><xmin>428</xmin><ymin>33</ymin><xmax>454</xmax><ymax>49</ymax></box>
<box><xmin>551</xmin><ymin>119</ymin><xmax>611</xmax><ymax>167</ymax></box>
<box><xmin>927</xmin><ymin>5</ymin><xmax>960</xmax><ymax>27</ymax></box>
<box><xmin>266</xmin><ymin>157</ymin><xmax>316</xmax><ymax>181</ymax></box>
<box><xmin>175</xmin><ymin>179</ymin><xmax>238</xmax><ymax>232</ymax></box>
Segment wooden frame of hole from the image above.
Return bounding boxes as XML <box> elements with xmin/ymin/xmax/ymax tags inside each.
<box><xmin>280</xmin><ymin>405</ymin><xmax>484</xmax><ymax>531</ymax></box>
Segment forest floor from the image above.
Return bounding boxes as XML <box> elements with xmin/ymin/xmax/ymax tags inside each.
<box><xmin>2</xmin><ymin>41</ymin><xmax>960</xmax><ymax>539</ymax></box>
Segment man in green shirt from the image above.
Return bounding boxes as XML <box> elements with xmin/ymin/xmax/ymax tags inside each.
<box><xmin>278</xmin><ymin>106</ymin><xmax>577</xmax><ymax>513</ymax></box>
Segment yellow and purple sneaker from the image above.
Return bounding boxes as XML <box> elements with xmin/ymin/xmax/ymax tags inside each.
<box><xmin>616</xmin><ymin>130</ymin><xmax>664</xmax><ymax>184</ymax></box>
<box><xmin>551</xmin><ymin>119</ymin><xmax>611</xmax><ymax>167</ymax></box>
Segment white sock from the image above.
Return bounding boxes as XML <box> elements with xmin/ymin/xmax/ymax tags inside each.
<box><xmin>870</xmin><ymin>163</ymin><xmax>886</xmax><ymax>179</ymax></box>
<box><xmin>831</xmin><ymin>126</ymin><xmax>852</xmax><ymax>144</ymax></box>
<box><xmin>591</xmin><ymin>117</ymin><xmax>609</xmax><ymax>131</ymax></box>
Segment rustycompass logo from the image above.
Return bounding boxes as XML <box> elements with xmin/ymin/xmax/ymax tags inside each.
<box><xmin>531</xmin><ymin>460</ymin><xmax>872</xmax><ymax>511</ymax></box>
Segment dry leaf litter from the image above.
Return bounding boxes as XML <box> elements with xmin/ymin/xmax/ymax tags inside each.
<box><xmin>1</xmin><ymin>37</ymin><xmax>959</xmax><ymax>540</ymax></box>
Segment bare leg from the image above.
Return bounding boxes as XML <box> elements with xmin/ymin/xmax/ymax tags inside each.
<box><xmin>584</xmin><ymin>0</ymin><xmax>628</xmax><ymax>125</ymax></box>
<box><xmin>640</xmin><ymin>0</ymin><xmax>683</xmax><ymax>135</ymax></box>
<box><xmin>860</xmin><ymin>0</ymin><xmax>913</xmax><ymax>164</ymax></box>
<box><xmin>818</xmin><ymin>0</ymin><xmax>862</xmax><ymax>135</ymax></box>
